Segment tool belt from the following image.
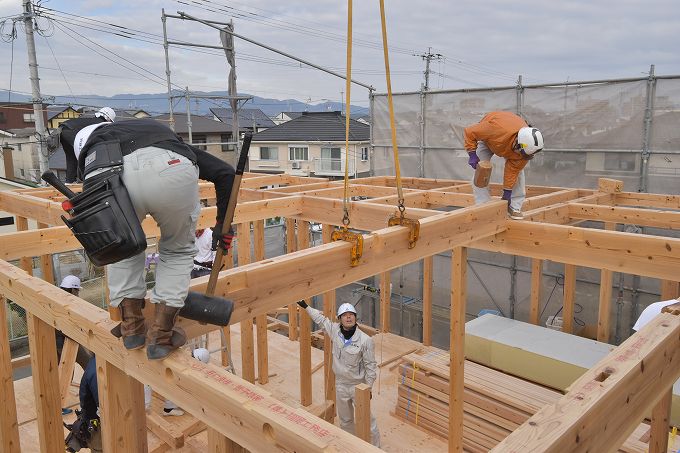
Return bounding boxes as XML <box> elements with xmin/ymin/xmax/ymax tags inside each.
<box><xmin>62</xmin><ymin>166</ymin><xmax>146</xmax><ymax>267</ymax></box>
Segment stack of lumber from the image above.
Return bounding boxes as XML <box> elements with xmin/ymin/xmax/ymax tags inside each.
<box><xmin>393</xmin><ymin>347</ymin><xmax>649</xmax><ymax>453</ymax></box>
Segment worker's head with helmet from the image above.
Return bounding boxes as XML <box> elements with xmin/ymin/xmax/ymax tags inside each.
<box><xmin>59</xmin><ymin>274</ymin><xmax>81</xmax><ymax>296</ymax></box>
<box><xmin>94</xmin><ymin>107</ymin><xmax>116</xmax><ymax>123</ymax></box>
<box><xmin>337</xmin><ymin>302</ymin><xmax>357</xmax><ymax>329</ymax></box>
<box><xmin>516</xmin><ymin>127</ymin><xmax>544</xmax><ymax>159</ymax></box>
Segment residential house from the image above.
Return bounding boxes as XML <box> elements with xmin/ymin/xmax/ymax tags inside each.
<box><xmin>155</xmin><ymin>113</ymin><xmax>234</xmax><ymax>160</ymax></box>
<box><xmin>271</xmin><ymin>111</ymin><xmax>304</xmax><ymax>125</ymax></box>
<box><xmin>46</xmin><ymin>105</ymin><xmax>80</xmax><ymax>130</ymax></box>
<box><xmin>0</xmin><ymin>102</ymin><xmax>48</xmax><ymax>130</ymax></box>
<box><xmin>1</xmin><ymin>127</ymin><xmax>42</xmax><ymax>183</ymax></box>
<box><xmin>250</xmin><ymin>111</ymin><xmax>371</xmax><ymax>178</ymax></box>
<box><xmin>210</xmin><ymin>108</ymin><xmax>276</xmax><ymax>135</ymax></box>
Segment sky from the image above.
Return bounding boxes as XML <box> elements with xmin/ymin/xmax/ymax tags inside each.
<box><xmin>1</xmin><ymin>0</ymin><xmax>679</xmax><ymax>112</ymax></box>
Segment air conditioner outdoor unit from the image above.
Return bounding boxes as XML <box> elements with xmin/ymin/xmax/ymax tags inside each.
<box><xmin>291</xmin><ymin>161</ymin><xmax>302</xmax><ymax>169</ymax></box>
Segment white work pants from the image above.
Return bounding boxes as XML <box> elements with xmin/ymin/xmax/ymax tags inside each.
<box><xmin>471</xmin><ymin>141</ymin><xmax>526</xmax><ymax>211</ymax></box>
<box><xmin>107</xmin><ymin>146</ymin><xmax>200</xmax><ymax>308</ymax></box>
<box><xmin>336</xmin><ymin>382</ymin><xmax>381</xmax><ymax>447</ymax></box>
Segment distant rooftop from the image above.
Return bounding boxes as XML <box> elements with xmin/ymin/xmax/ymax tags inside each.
<box><xmin>252</xmin><ymin>111</ymin><xmax>369</xmax><ymax>142</ymax></box>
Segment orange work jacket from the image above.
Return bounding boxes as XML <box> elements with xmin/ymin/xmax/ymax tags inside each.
<box><xmin>464</xmin><ymin>111</ymin><xmax>528</xmax><ymax>189</ymax></box>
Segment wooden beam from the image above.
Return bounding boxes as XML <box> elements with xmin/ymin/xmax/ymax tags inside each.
<box><xmin>97</xmin><ymin>360</ymin><xmax>148</xmax><ymax>452</ymax></box>
<box><xmin>521</xmin><ymin>189</ymin><xmax>580</xmax><ymax>211</ymax></box>
<box><xmin>354</xmin><ymin>383</ymin><xmax>371</xmax><ymax>443</ymax></box>
<box><xmin>598</xmin><ymin>178</ymin><xmax>624</xmax><ymax>193</ymax></box>
<box><xmin>568</xmin><ymin>203</ymin><xmax>680</xmax><ymax>229</ymax></box>
<box><xmin>0</xmin><ymin>297</ymin><xmax>20</xmax><ymax>453</ymax></box>
<box><xmin>208</xmin><ymin>428</ymin><xmax>244</xmax><ymax>453</ymax></box>
<box><xmin>58</xmin><ymin>337</ymin><xmax>78</xmax><ymax>407</ymax></box>
<box><xmin>380</xmin><ymin>271</ymin><xmax>391</xmax><ymax>333</ymax></box>
<box><xmin>321</xmin><ymin>225</ymin><xmax>336</xmax><ymax>407</ymax></box>
<box><xmin>615</xmin><ymin>192</ymin><xmax>680</xmax><ymax>209</ymax></box>
<box><xmin>649</xmin><ymin>389</ymin><xmax>672</xmax><ymax>453</ymax></box>
<box><xmin>0</xmin><ymin>261</ymin><xmax>382</xmax><ymax>453</ymax></box>
<box><xmin>27</xmin><ymin>313</ymin><xmax>62</xmax><ymax>453</ymax></box>
<box><xmin>253</xmin><ymin>220</ymin><xmax>268</xmax><ymax>385</ymax></box>
<box><xmin>529</xmin><ymin>259</ymin><xmax>543</xmax><ymax>325</ymax></box>
<box><xmin>285</xmin><ymin>218</ymin><xmax>298</xmax><ymax>341</ymax></box>
<box><xmin>563</xmin><ymin>264</ymin><xmax>576</xmax><ymax>334</ymax></box>
<box><xmin>146</xmin><ymin>411</ymin><xmax>185</xmax><ymax>449</ymax></box>
<box><xmin>491</xmin><ymin>310</ymin><xmax>680</xmax><ymax>453</ymax></box>
<box><xmin>236</xmin><ymin>222</ymin><xmax>255</xmax><ymax>384</ymax></box>
<box><xmin>0</xmin><ymin>197</ymin><xmax>303</xmax><ymax>261</ymax></box>
<box><xmin>297</xmin><ymin>220</ymin><xmax>313</xmax><ymax>407</ymax></box>
<box><xmin>422</xmin><ymin>256</ymin><xmax>433</xmax><ymax>346</ymax></box>
<box><xmin>180</xmin><ymin>202</ymin><xmax>505</xmax><ymax>338</ymax></box>
<box><xmin>10</xmin><ymin>355</ymin><xmax>31</xmax><ymax>371</ymax></box>
<box><xmin>449</xmin><ymin>247</ymin><xmax>467</xmax><ymax>453</ymax></box>
<box><xmin>661</xmin><ymin>280</ymin><xmax>680</xmax><ymax>300</ymax></box>
<box><xmin>221</xmin><ymin>246</ymin><xmax>234</xmax><ymax>368</ymax></box>
<box><xmin>37</xmin><ymin>222</ymin><xmax>55</xmax><ymax>285</ymax></box>
<box><xmin>474</xmin><ymin>221</ymin><xmax>680</xmax><ymax>281</ymax></box>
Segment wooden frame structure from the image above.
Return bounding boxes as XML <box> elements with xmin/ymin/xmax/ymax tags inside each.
<box><xmin>1</xmin><ymin>172</ymin><xmax>680</xmax><ymax>452</ymax></box>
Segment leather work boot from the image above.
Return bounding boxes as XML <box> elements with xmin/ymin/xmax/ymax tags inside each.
<box><xmin>110</xmin><ymin>298</ymin><xmax>146</xmax><ymax>350</ymax></box>
<box><xmin>147</xmin><ymin>302</ymin><xmax>187</xmax><ymax>360</ymax></box>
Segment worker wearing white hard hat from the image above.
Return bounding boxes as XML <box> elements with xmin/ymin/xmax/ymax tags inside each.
<box><xmin>297</xmin><ymin>300</ymin><xmax>380</xmax><ymax>446</ymax></box>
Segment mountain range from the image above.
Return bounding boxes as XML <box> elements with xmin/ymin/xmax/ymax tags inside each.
<box><xmin>0</xmin><ymin>89</ymin><xmax>370</xmax><ymax>118</ymax></box>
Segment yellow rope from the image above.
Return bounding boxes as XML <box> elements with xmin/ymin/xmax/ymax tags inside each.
<box><xmin>378</xmin><ymin>0</ymin><xmax>405</xmax><ymax>212</ymax></box>
<box><xmin>342</xmin><ymin>0</ymin><xmax>353</xmax><ymax>227</ymax></box>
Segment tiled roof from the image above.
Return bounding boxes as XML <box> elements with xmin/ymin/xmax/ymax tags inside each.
<box><xmin>252</xmin><ymin>111</ymin><xmax>369</xmax><ymax>142</ymax></box>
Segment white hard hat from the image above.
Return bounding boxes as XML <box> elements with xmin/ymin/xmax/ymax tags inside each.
<box><xmin>337</xmin><ymin>303</ymin><xmax>357</xmax><ymax>318</ymax></box>
<box><xmin>517</xmin><ymin>127</ymin><xmax>544</xmax><ymax>155</ymax></box>
<box><xmin>192</xmin><ymin>348</ymin><xmax>210</xmax><ymax>364</ymax></box>
<box><xmin>59</xmin><ymin>275</ymin><xmax>81</xmax><ymax>289</ymax></box>
<box><xmin>95</xmin><ymin>107</ymin><xmax>115</xmax><ymax>122</ymax></box>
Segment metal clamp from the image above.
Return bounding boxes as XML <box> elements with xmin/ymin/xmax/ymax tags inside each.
<box><xmin>331</xmin><ymin>227</ymin><xmax>364</xmax><ymax>267</ymax></box>
<box><xmin>388</xmin><ymin>213</ymin><xmax>420</xmax><ymax>249</ymax></box>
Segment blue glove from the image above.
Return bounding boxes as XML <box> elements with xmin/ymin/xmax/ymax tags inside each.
<box><xmin>501</xmin><ymin>189</ymin><xmax>512</xmax><ymax>202</ymax></box>
<box><xmin>468</xmin><ymin>151</ymin><xmax>480</xmax><ymax>169</ymax></box>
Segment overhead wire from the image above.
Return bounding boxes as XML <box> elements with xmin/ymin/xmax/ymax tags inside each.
<box><xmin>42</xmin><ymin>33</ymin><xmax>77</xmax><ymax>105</ymax></box>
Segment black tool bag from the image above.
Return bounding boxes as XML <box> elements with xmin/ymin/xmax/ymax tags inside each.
<box><xmin>62</xmin><ymin>172</ymin><xmax>146</xmax><ymax>267</ymax></box>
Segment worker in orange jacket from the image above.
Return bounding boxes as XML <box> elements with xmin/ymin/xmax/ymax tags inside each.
<box><xmin>464</xmin><ymin>111</ymin><xmax>544</xmax><ymax>219</ymax></box>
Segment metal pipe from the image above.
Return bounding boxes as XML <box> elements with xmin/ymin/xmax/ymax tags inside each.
<box><xmin>177</xmin><ymin>11</ymin><xmax>374</xmax><ymax>92</ymax></box>
<box><xmin>638</xmin><ymin>64</ymin><xmax>656</xmax><ymax>193</ymax></box>
<box><xmin>185</xmin><ymin>86</ymin><xmax>192</xmax><ymax>143</ymax></box>
<box><xmin>371</xmin><ymin>145</ymin><xmax>680</xmax><ymax>155</ymax></box>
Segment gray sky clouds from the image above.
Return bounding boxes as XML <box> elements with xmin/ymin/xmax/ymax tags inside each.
<box><xmin>1</xmin><ymin>0</ymin><xmax>679</xmax><ymax>110</ymax></box>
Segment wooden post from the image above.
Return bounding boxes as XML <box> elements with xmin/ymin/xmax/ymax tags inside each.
<box><xmin>297</xmin><ymin>220</ymin><xmax>313</xmax><ymax>406</ymax></box>
<box><xmin>529</xmin><ymin>259</ymin><xmax>543</xmax><ymax>325</ymax></box>
<box><xmin>58</xmin><ymin>337</ymin><xmax>78</xmax><ymax>407</ymax></box>
<box><xmin>27</xmin><ymin>314</ymin><xmax>62</xmax><ymax>453</ymax></box>
<box><xmin>321</xmin><ymin>225</ymin><xmax>337</xmax><ymax>408</ymax></box>
<box><xmin>422</xmin><ymin>256</ymin><xmax>433</xmax><ymax>346</ymax></box>
<box><xmin>221</xmin><ymin>246</ymin><xmax>234</xmax><ymax>367</ymax></box>
<box><xmin>285</xmin><ymin>218</ymin><xmax>299</xmax><ymax>340</ymax></box>
<box><xmin>562</xmin><ymin>264</ymin><xmax>576</xmax><ymax>334</ymax></box>
<box><xmin>37</xmin><ymin>222</ymin><xmax>55</xmax><ymax>285</ymax></box>
<box><xmin>96</xmin><ymin>359</ymin><xmax>148</xmax><ymax>452</ymax></box>
<box><xmin>208</xmin><ymin>428</ymin><xmax>245</xmax><ymax>452</ymax></box>
<box><xmin>237</xmin><ymin>222</ymin><xmax>255</xmax><ymax>383</ymax></box>
<box><xmin>354</xmin><ymin>383</ymin><xmax>371</xmax><ymax>443</ymax></box>
<box><xmin>649</xmin><ymin>389</ymin><xmax>672</xmax><ymax>453</ymax></box>
<box><xmin>15</xmin><ymin>216</ymin><xmax>33</xmax><ymax>275</ymax></box>
<box><xmin>661</xmin><ymin>280</ymin><xmax>680</xmax><ymax>300</ymax></box>
<box><xmin>0</xmin><ymin>297</ymin><xmax>21</xmax><ymax>453</ymax></box>
<box><xmin>380</xmin><ymin>271</ymin><xmax>391</xmax><ymax>333</ymax></box>
<box><xmin>449</xmin><ymin>247</ymin><xmax>467</xmax><ymax>453</ymax></box>
<box><xmin>253</xmin><ymin>220</ymin><xmax>269</xmax><ymax>384</ymax></box>
<box><xmin>597</xmin><ymin>222</ymin><xmax>616</xmax><ymax>342</ymax></box>
<box><xmin>598</xmin><ymin>269</ymin><xmax>613</xmax><ymax>342</ymax></box>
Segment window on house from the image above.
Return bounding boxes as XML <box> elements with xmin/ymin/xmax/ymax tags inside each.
<box><xmin>23</xmin><ymin>113</ymin><xmax>35</xmax><ymax>123</ymax></box>
<box><xmin>221</xmin><ymin>134</ymin><xmax>234</xmax><ymax>152</ymax></box>
<box><xmin>192</xmin><ymin>135</ymin><xmax>207</xmax><ymax>151</ymax></box>
<box><xmin>604</xmin><ymin>153</ymin><xmax>637</xmax><ymax>172</ymax></box>
<box><xmin>360</xmin><ymin>146</ymin><xmax>369</xmax><ymax>161</ymax></box>
<box><xmin>289</xmin><ymin>146</ymin><xmax>308</xmax><ymax>161</ymax></box>
<box><xmin>321</xmin><ymin>147</ymin><xmax>342</xmax><ymax>171</ymax></box>
<box><xmin>260</xmin><ymin>146</ymin><xmax>279</xmax><ymax>160</ymax></box>
<box><xmin>0</xmin><ymin>112</ymin><xmax>6</xmax><ymax>123</ymax></box>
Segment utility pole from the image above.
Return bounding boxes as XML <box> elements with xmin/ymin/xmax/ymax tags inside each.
<box><xmin>185</xmin><ymin>86</ymin><xmax>193</xmax><ymax>143</ymax></box>
<box><xmin>416</xmin><ymin>47</ymin><xmax>443</xmax><ymax>91</ymax></box>
<box><xmin>22</xmin><ymin>0</ymin><xmax>49</xmax><ymax>177</ymax></box>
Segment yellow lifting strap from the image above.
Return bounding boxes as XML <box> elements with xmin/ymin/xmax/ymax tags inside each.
<box><xmin>379</xmin><ymin>0</ymin><xmax>419</xmax><ymax>248</ymax></box>
<box><xmin>333</xmin><ymin>0</ymin><xmax>364</xmax><ymax>267</ymax></box>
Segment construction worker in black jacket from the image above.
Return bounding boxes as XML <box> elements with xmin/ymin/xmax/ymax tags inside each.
<box><xmin>60</xmin><ymin>117</ymin><xmax>235</xmax><ymax>360</ymax></box>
